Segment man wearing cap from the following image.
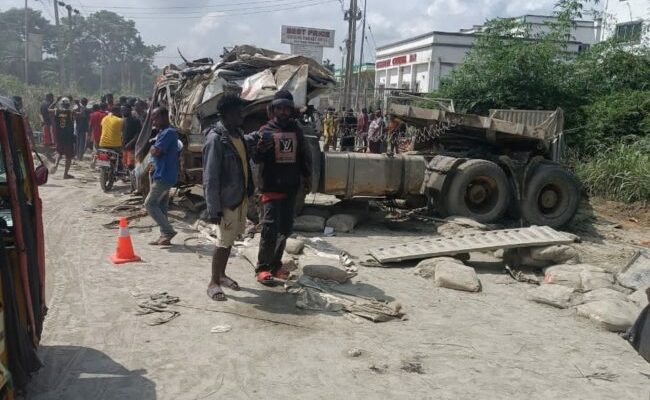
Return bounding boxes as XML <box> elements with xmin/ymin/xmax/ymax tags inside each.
<box><xmin>202</xmin><ymin>93</ymin><xmax>254</xmax><ymax>301</ymax></box>
<box><xmin>253</xmin><ymin>90</ymin><xmax>311</xmax><ymax>284</ymax></box>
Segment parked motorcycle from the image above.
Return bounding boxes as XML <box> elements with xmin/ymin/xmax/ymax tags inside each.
<box><xmin>95</xmin><ymin>149</ymin><xmax>131</xmax><ymax>192</ymax></box>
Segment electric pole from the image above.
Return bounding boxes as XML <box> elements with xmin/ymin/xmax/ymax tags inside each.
<box><xmin>343</xmin><ymin>0</ymin><xmax>360</xmax><ymax>110</ymax></box>
<box><xmin>355</xmin><ymin>0</ymin><xmax>367</xmax><ymax>110</ymax></box>
<box><xmin>54</xmin><ymin>1</ymin><xmax>64</xmax><ymax>89</ymax></box>
<box><xmin>24</xmin><ymin>0</ymin><xmax>29</xmax><ymax>85</ymax></box>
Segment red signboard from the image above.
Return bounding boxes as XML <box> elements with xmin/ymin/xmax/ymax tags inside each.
<box><xmin>375</xmin><ymin>53</ymin><xmax>417</xmax><ymax>69</ymax></box>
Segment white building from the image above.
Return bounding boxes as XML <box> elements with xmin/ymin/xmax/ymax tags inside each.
<box><xmin>601</xmin><ymin>0</ymin><xmax>650</xmax><ymax>45</ymax></box>
<box><xmin>374</xmin><ymin>15</ymin><xmax>599</xmax><ymax>92</ymax></box>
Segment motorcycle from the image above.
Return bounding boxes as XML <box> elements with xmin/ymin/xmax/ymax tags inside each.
<box><xmin>95</xmin><ymin>149</ymin><xmax>131</xmax><ymax>192</ymax></box>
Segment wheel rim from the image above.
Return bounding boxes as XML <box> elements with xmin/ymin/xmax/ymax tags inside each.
<box><xmin>537</xmin><ymin>183</ymin><xmax>563</xmax><ymax>217</ymax></box>
<box><xmin>464</xmin><ymin>176</ymin><xmax>499</xmax><ymax>214</ymax></box>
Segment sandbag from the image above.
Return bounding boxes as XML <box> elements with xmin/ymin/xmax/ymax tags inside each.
<box><xmin>629</xmin><ymin>288</ymin><xmax>650</xmax><ymax>308</ymax></box>
<box><xmin>544</xmin><ymin>264</ymin><xmax>607</xmax><ymax>290</ymax></box>
<box><xmin>414</xmin><ymin>257</ymin><xmax>464</xmax><ymax>279</ymax></box>
<box><xmin>325</xmin><ymin>214</ymin><xmax>360</xmax><ymax>233</ymax></box>
<box><xmin>285</xmin><ymin>238</ymin><xmax>305</xmax><ymax>255</ymax></box>
<box><xmin>576</xmin><ymin>299</ymin><xmax>641</xmax><ymax>332</ymax></box>
<box><xmin>530</xmin><ymin>245</ymin><xmax>580</xmax><ymax>264</ymax></box>
<box><xmin>302</xmin><ymin>258</ymin><xmax>350</xmax><ymax>283</ymax></box>
<box><xmin>627</xmin><ymin>304</ymin><xmax>650</xmax><ymax>363</ymax></box>
<box><xmin>293</xmin><ymin>215</ymin><xmax>326</xmax><ymax>232</ymax></box>
<box><xmin>528</xmin><ymin>284</ymin><xmax>576</xmax><ymax>309</ymax></box>
<box><xmin>433</xmin><ymin>262</ymin><xmax>481</xmax><ymax>292</ymax></box>
<box><xmin>579</xmin><ymin>288</ymin><xmax>628</xmax><ymax>304</ymax></box>
<box><xmin>617</xmin><ymin>250</ymin><xmax>650</xmax><ymax>290</ymax></box>
<box><xmin>580</xmin><ymin>270</ymin><xmax>615</xmax><ymax>291</ymax></box>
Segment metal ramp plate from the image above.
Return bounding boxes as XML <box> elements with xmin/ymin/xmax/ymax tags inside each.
<box><xmin>369</xmin><ymin>226</ymin><xmax>576</xmax><ymax>263</ymax></box>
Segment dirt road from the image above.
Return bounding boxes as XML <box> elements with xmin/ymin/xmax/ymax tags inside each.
<box><xmin>27</xmin><ymin>161</ymin><xmax>650</xmax><ymax>399</ymax></box>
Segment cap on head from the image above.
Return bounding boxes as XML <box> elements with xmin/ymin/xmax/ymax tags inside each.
<box><xmin>272</xmin><ymin>89</ymin><xmax>294</xmax><ymax>108</ymax></box>
<box><xmin>61</xmin><ymin>97</ymin><xmax>70</xmax><ymax>105</ymax></box>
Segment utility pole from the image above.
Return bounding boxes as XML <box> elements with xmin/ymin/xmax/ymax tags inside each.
<box><xmin>53</xmin><ymin>1</ymin><xmax>64</xmax><ymax>89</ymax></box>
<box><xmin>24</xmin><ymin>0</ymin><xmax>29</xmax><ymax>85</ymax></box>
<box><xmin>342</xmin><ymin>0</ymin><xmax>360</xmax><ymax>110</ymax></box>
<box><xmin>354</xmin><ymin>0</ymin><xmax>367</xmax><ymax>110</ymax></box>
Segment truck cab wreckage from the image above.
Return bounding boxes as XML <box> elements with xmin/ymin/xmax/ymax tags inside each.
<box><xmin>136</xmin><ymin>46</ymin><xmax>580</xmax><ymax>229</ymax></box>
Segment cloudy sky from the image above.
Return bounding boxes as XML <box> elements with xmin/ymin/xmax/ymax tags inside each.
<box><xmin>5</xmin><ymin>0</ymin><xmax>580</xmax><ymax>67</ymax></box>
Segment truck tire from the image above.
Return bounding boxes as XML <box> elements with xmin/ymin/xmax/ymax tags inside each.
<box><xmin>521</xmin><ymin>164</ymin><xmax>580</xmax><ymax>229</ymax></box>
<box><xmin>445</xmin><ymin>160</ymin><xmax>510</xmax><ymax>223</ymax></box>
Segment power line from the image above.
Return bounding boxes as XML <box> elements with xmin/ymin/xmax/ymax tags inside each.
<box><xmin>80</xmin><ymin>0</ymin><xmax>321</xmax><ymax>10</ymax></box>
<box><xmin>116</xmin><ymin>0</ymin><xmax>337</xmax><ymax>20</ymax></box>
<box><xmin>109</xmin><ymin>0</ymin><xmax>327</xmax><ymax>16</ymax></box>
<box><xmin>367</xmin><ymin>24</ymin><xmax>378</xmax><ymax>49</ymax></box>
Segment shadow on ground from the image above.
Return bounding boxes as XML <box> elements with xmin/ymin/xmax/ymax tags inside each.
<box><xmin>27</xmin><ymin>346</ymin><xmax>156</xmax><ymax>400</ymax></box>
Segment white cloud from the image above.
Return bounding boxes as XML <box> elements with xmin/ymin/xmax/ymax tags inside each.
<box><xmin>191</xmin><ymin>12</ymin><xmax>224</xmax><ymax>35</ymax></box>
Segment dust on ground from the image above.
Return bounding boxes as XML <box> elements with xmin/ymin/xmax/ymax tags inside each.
<box><xmin>27</xmin><ymin>159</ymin><xmax>650</xmax><ymax>400</ymax></box>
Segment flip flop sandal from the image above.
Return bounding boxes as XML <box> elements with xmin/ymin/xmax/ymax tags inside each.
<box><xmin>221</xmin><ymin>276</ymin><xmax>241</xmax><ymax>291</ymax></box>
<box><xmin>256</xmin><ymin>271</ymin><xmax>274</xmax><ymax>285</ymax></box>
<box><xmin>207</xmin><ymin>286</ymin><xmax>227</xmax><ymax>301</ymax></box>
<box><xmin>272</xmin><ymin>268</ymin><xmax>290</xmax><ymax>280</ymax></box>
<box><xmin>148</xmin><ymin>237</ymin><xmax>164</xmax><ymax>245</ymax></box>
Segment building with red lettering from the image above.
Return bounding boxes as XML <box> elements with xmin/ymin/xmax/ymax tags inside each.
<box><xmin>374</xmin><ymin>15</ymin><xmax>600</xmax><ymax>93</ymax></box>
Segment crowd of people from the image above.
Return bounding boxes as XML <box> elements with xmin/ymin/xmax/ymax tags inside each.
<box><xmin>35</xmin><ymin>92</ymin><xmax>149</xmax><ymax>179</ymax></box>
<box><xmin>320</xmin><ymin>106</ymin><xmax>406</xmax><ymax>154</ymax></box>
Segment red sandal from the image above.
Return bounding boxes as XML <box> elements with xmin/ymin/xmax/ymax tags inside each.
<box><xmin>256</xmin><ymin>271</ymin><xmax>273</xmax><ymax>285</ymax></box>
<box><xmin>272</xmin><ymin>268</ymin><xmax>290</xmax><ymax>280</ymax></box>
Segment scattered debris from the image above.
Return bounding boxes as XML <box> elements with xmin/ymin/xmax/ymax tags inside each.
<box><xmin>573</xmin><ymin>365</ymin><xmax>619</xmax><ymax>382</ymax></box>
<box><xmin>210</xmin><ymin>325</ymin><xmax>232</xmax><ymax>333</ymax></box>
<box><xmin>295</xmin><ymin>288</ymin><xmax>345</xmax><ymax>312</ymax></box>
<box><xmin>134</xmin><ymin>292</ymin><xmax>181</xmax><ymax>326</ymax></box>
<box><xmin>576</xmin><ymin>299</ymin><xmax>641</xmax><ymax>332</ymax></box>
<box><xmin>370</xmin><ymin>226</ymin><xmax>577</xmax><ymax>263</ymax></box>
<box><xmin>433</xmin><ymin>262</ymin><xmax>481</xmax><ymax>292</ymax></box>
<box><xmin>616</xmin><ymin>250</ymin><xmax>650</xmax><ymax>290</ymax></box>
<box><xmin>528</xmin><ymin>284</ymin><xmax>576</xmax><ymax>309</ymax></box>
<box><xmin>347</xmin><ymin>348</ymin><xmax>362</xmax><ymax>358</ymax></box>
<box><xmin>504</xmin><ymin>265</ymin><xmax>540</xmax><ymax>285</ymax></box>
<box><xmin>324</xmin><ymin>226</ymin><xmax>335</xmax><ymax>236</ymax></box>
<box><xmin>506</xmin><ymin>245</ymin><xmax>580</xmax><ymax>268</ymax></box>
<box><xmin>344</xmin><ymin>301</ymin><xmax>403</xmax><ymax>322</ymax></box>
<box><xmin>401</xmin><ymin>361</ymin><xmax>425</xmax><ymax>374</ymax></box>
<box><xmin>369</xmin><ymin>364</ymin><xmax>389</xmax><ymax>374</ymax></box>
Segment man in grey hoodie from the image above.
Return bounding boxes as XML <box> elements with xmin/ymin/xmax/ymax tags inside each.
<box><xmin>202</xmin><ymin>93</ymin><xmax>254</xmax><ymax>301</ymax></box>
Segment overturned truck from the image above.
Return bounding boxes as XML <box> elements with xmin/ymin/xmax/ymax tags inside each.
<box><xmin>136</xmin><ymin>46</ymin><xmax>580</xmax><ymax>229</ymax></box>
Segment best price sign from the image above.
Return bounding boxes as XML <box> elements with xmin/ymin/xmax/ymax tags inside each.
<box><xmin>281</xmin><ymin>25</ymin><xmax>335</xmax><ymax>48</ymax></box>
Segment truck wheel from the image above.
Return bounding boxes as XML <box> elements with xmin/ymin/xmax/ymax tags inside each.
<box><xmin>445</xmin><ymin>160</ymin><xmax>510</xmax><ymax>223</ymax></box>
<box><xmin>521</xmin><ymin>164</ymin><xmax>580</xmax><ymax>229</ymax></box>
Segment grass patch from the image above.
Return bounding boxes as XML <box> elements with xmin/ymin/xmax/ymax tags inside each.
<box><xmin>573</xmin><ymin>140</ymin><xmax>650</xmax><ymax>204</ymax></box>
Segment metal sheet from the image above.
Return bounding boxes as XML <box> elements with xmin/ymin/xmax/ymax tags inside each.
<box><xmin>370</xmin><ymin>226</ymin><xmax>576</xmax><ymax>263</ymax></box>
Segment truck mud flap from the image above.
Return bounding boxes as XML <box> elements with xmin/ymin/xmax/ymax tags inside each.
<box><xmin>422</xmin><ymin>155</ymin><xmax>465</xmax><ymax>215</ymax></box>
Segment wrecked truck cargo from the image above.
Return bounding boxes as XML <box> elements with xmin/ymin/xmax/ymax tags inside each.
<box><xmin>136</xmin><ymin>46</ymin><xmax>579</xmax><ymax>229</ymax></box>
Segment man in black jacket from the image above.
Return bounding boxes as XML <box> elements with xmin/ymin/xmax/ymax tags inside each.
<box><xmin>203</xmin><ymin>93</ymin><xmax>254</xmax><ymax>301</ymax></box>
<box><xmin>253</xmin><ymin>90</ymin><xmax>311</xmax><ymax>284</ymax></box>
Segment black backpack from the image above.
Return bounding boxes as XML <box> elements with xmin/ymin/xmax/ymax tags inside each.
<box><xmin>627</xmin><ymin>304</ymin><xmax>650</xmax><ymax>363</ymax></box>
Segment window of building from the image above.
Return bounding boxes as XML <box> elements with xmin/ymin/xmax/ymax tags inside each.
<box><xmin>615</xmin><ymin>21</ymin><xmax>642</xmax><ymax>43</ymax></box>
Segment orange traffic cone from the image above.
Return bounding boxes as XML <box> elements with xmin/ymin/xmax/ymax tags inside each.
<box><xmin>110</xmin><ymin>217</ymin><xmax>141</xmax><ymax>264</ymax></box>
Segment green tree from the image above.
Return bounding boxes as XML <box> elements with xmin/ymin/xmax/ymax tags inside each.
<box><xmin>0</xmin><ymin>7</ymin><xmax>57</xmax><ymax>84</ymax></box>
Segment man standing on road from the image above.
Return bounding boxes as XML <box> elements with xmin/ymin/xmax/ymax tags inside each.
<box><xmin>367</xmin><ymin>109</ymin><xmax>385</xmax><ymax>154</ymax></box>
<box><xmin>254</xmin><ymin>90</ymin><xmax>311</xmax><ymax>284</ymax></box>
<box><xmin>50</xmin><ymin>98</ymin><xmax>75</xmax><ymax>179</ymax></box>
<box><xmin>122</xmin><ymin>105</ymin><xmax>141</xmax><ymax>171</ymax></box>
<box><xmin>202</xmin><ymin>94</ymin><xmax>254</xmax><ymax>301</ymax></box>
<box><xmin>74</xmin><ymin>97</ymin><xmax>90</xmax><ymax>160</ymax></box>
<box><xmin>144</xmin><ymin>107</ymin><xmax>179</xmax><ymax>246</ymax></box>
<box><xmin>356</xmin><ymin>107</ymin><xmax>369</xmax><ymax>151</ymax></box>
<box><xmin>40</xmin><ymin>93</ymin><xmax>55</xmax><ymax>147</ymax></box>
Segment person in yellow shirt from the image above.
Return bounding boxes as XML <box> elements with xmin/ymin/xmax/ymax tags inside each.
<box><xmin>99</xmin><ymin>107</ymin><xmax>124</xmax><ymax>148</ymax></box>
<box><xmin>322</xmin><ymin>108</ymin><xmax>336</xmax><ymax>151</ymax></box>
